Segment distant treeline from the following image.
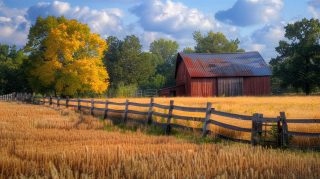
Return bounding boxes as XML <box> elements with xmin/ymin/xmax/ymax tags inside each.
<box><xmin>0</xmin><ymin>16</ymin><xmax>319</xmax><ymax>96</ymax></box>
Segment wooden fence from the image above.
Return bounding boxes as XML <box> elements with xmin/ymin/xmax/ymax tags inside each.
<box><xmin>1</xmin><ymin>92</ymin><xmax>320</xmax><ymax>148</ymax></box>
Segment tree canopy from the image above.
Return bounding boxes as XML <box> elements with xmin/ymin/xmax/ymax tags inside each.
<box><xmin>0</xmin><ymin>44</ymin><xmax>29</xmax><ymax>94</ymax></box>
<box><xmin>193</xmin><ymin>31</ymin><xmax>244</xmax><ymax>53</ymax></box>
<box><xmin>25</xmin><ymin>16</ymin><xmax>109</xmax><ymax>96</ymax></box>
<box><xmin>105</xmin><ymin>35</ymin><xmax>160</xmax><ymax>92</ymax></box>
<box><xmin>270</xmin><ymin>18</ymin><xmax>320</xmax><ymax>95</ymax></box>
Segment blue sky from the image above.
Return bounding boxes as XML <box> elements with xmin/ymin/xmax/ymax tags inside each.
<box><xmin>0</xmin><ymin>0</ymin><xmax>319</xmax><ymax>61</ymax></box>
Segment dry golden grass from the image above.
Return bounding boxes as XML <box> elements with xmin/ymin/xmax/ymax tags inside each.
<box><xmin>0</xmin><ymin>101</ymin><xmax>320</xmax><ymax>178</ymax></box>
<box><xmin>66</xmin><ymin>96</ymin><xmax>320</xmax><ymax>146</ymax></box>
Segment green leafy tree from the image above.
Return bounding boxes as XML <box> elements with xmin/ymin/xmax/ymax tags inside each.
<box><xmin>150</xmin><ymin>38</ymin><xmax>179</xmax><ymax>65</ymax></box>
<box><xmin>193</xmin><ymin>31</ymin><xmax>244</xmax><ymax>53</ymax></box>
<box><xmin>183</xmin><ymin>47</ymin><xmax>195</xmax><ymax>53</ymax></box>
<box><xmin>270</xmin><ymin>18</ymin><xmax>320</xmax><ymax>95</ymax></box>
<box><xmin>0</xmin><ymin>44</ymin><xmax>29</xmax><ymax>94</ymax></box>
<box><xmin>149</xmin><ymin>39</ymin><xmax>179</xmax><ymax>87</ymax></box>
<box><xmin>105</xmin><ymin>36</ymin><xmax>158</xmax><ymax>90</ymax></box>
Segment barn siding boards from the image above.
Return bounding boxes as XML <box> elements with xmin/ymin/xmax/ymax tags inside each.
<box><xmin>190</xmin><ymin>78</ymin><xmax>216</xmax><ymax>97</ymax></box>
<box><xmin>218</xmin><ymin>77</ymin><xmax>243</xmax><ymax>96</ymax></box>
<box><xmin>243</xmin><ymin>76</ymin><xmax>270</xmax><ymax>96</ymax></box>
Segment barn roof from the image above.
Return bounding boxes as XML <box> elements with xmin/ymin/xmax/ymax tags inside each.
<box><xmin>176</xmin><ymin>51</ymin><xmax>272</xmax><ymax>77</ymax></box>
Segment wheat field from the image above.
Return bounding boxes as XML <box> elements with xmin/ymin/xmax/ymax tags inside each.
<box><xmin>0</xmin><ymin>101</ymin><xmax>319</xmax><ymax>178</ymax></box>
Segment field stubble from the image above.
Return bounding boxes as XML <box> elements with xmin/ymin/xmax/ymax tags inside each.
<box><xmin>0</xmin><ymin>101</ymin><xmax>319</xmax><ymax>178</ymax></box>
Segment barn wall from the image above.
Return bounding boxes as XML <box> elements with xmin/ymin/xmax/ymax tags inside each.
<box><xmin>175</xmin><ymin>60</ymin><xmax>190</xmax><ymax>96</ymax></box>
<box><xmin>243</xmin><ymin>76</ymin><xmax>270</xmax><ymax>96</ymax></box>
<box><xmin>176</xmin><ymin>60</ymin><xmax>187</xmax><ymax>85</ymax></box>
<box><xmin>190</xmin><ymin>78</ymin><xmax>216</xmax><ymax>97</ymax></box>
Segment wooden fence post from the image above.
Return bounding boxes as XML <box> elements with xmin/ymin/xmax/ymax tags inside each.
<box><xmin>123</xmin><ymin>99</ymin><xmax>129</xmax><ymax>123</ymax></box>
<box><xmin>251</xmin><ymin>113</ymin><xmax>263</xmax><ymax>145</ymax></box>
<box><xmin>66</xmin><ymin>97</ymin><xmax>69</xmax><ymax>108</ymax></box>
<box><xmin>49</xmin><ymin>96</ymin><xmax>52</xmax><ymax>105</ymax></box>
<box><xmin>57</xmin><ymin>97</ymin><xmax>60</xmax><ymax>107</ymax></box>
<box><xmin>280</xmin><ymin>112</ymin><xmax>288</xmax><ymax>147</ymax></box>
<box><xmin>90</xmin><ymin>98</ymin><xmax>94</xmax><ymax>116</ymax></box>
<box><xmin>103</xmin><ymin>100</ymin><xmax>109</xmax><ymax>120</ymax></box>
<box><xmin>202</xmin><ymin>102</ymin><xmax>212</xmax><ymax>137</ymax></box>
<box><xmin>165</xmin><ymin>100</ymin><xmax>174</xmax><ymax>135</ymax></box>
<box><xmin>77</xmin><ymin>98</ymin><xmax>81</xmax><ymax>111</ymax></box>
<box><xmin>146</xmin><ymin>97</ymin><xmax>154</xmax><ymax>125</ymax></box>
<box><xmin>276</xmin><ymin>116</ymin><xmax>281</xmax><ymax>147</ymax></box>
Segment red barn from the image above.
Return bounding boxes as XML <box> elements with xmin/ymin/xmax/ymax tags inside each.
<box><xmin>159</xmin><ymin>51</ymin><xmax>271</xmax><ymax>97</ymax></box>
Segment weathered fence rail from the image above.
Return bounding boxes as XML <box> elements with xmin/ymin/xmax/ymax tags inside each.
<box><xmin>1</xmin><ymin>92</ymin><xmax>319</xmax><ymax>148</ymax></box>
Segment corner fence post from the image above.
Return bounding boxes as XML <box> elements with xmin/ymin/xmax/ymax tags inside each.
<box><xmin>280</xmin><ymin>112</ymin><xmax>288</xmax><ymax>147</ymax></box>
<box><xmin>165</xmin><ymin>100</ymin><xmax>174</xmax><ymax>135</ymax></box>
<box><xmin>146</xmin><ymin>97</ymin><xmax>154</xmax><ymax>125</ymax></box>
<box><xmin>123</xmin><ymin>99</ymin><xmax>129</xmax><ymax>123</ymax></box>
<box><xmin>103</xmin><ymin>100</ymin><xmax>109</xmax><ymax>120</ymax></box>
<box><xmin>90</xmin><ymin>98</ymin><xmax>94</xmax><ymax>116</ymax></box>
<box><xmin>202</xmin><ymin>102</ymin><xmax>212</xmax><ymax>137</ymax></box>
<box><xmin>66</xmin><ymin>97</ymin><xmax>69</xmax><ymax>108</ymax></box>
<box><xmin>251</xmin><ymin>113</ymin><xmax>262</xmax><ymax>146</ymax></box>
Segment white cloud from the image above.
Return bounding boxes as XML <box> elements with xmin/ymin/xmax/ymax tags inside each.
<box><xmin>26</xmin><ymin>1</ymin><xmax>125</xmax><ymax>38</ymax></box>
<box><xmin>0</xmin><ymin>0</ymin><xmax>127</xmax><ymax>47</ymax></box>
<box><xmin>130</xmin><ymin>0</ymin><xmax>217</xmax><ymax>37</ymax></box>
<box><xmin>129</xmin><ymin>0</ymin><xmax>241</xmax><ymax>51</ymax></box>
<box><xmin>0</xmin><ymin>2</ymin><xmax>30</xmax><ymax>46</ymax></box>
<box><xmin>215</xmin><ymin>0</ymin><xmax>284</xmax><ymax>26</ymax></box>
<box><xmin>308</xmin><ymin>0</ymin><xmax>320</xmax><ymax>18</ymax></box>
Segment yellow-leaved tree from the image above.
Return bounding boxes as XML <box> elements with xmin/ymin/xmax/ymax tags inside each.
<box><xmin>26</xmin><ymin>16</ymin><xmax>109</xmax><ymax>96</ymax></box>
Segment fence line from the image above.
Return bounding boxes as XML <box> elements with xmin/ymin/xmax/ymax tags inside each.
<box><xmin>1</xmin><ymin>92</ymin><xmax>319</xmax><ymax>148</ymax></box>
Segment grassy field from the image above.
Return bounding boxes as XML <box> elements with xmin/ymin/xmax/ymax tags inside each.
<box><xmin>69</xmin><ymin>96</ymin><xmax>320</xmax><ymax>146</ymax></box>
<box><xmin>0</xmin><ymin>101</ymin><xmax>320</xmax><ymax>178</ymax></box>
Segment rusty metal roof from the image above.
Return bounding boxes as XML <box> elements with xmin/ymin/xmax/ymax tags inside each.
<box><xmin>176</xmin><ymin>51</ymin><xmax>271</xmax><ymax>77</ymax></box>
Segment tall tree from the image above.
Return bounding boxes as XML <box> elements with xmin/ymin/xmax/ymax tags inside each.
<box><xmin>105</xmin><ymin>35</ymin><xmax>158</xmax><ymax>88</ymax></box>
<box><xmin>270</xmin><ymin>18</ymin><xmax>320</xmax><ymax>95</ymax></box>
<box><xmin>150</xmin><ymin>38</ymin><xmax>179</xmax><ymax>65</ymax></box>
<box><xmin>0</xmin><ymin>44</ymin><xmax>29</xmax><ymax>94</ymax></box>
<box><xmin>149</xmin><ymin>39</ymin><xmax>179</xmax><ymax>87</ymax></box>
<box><xmin>193</xmin><ymin>31</ymin><xmax>244</xmax><ymax>53</ymax></box>
<box><xmin>25</xmin><ymin>16</ymin><xmax>109</xmax><ymax>96</ymax></box>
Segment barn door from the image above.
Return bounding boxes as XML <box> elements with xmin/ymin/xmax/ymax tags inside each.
<box><xmin>217</xmin><ymin>78</ymin><xmax>243</xmax><ymax>96</ymax></box>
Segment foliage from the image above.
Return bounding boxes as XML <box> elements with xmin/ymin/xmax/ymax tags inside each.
<box><xmin>183</xmin><ymin>47</ymin><xmax>195</xmax><ymax>53</ymax></box>
<box><xmin>150</xmin><ymin>38</ymin><xmax>179</xmax><ymax>87</ymax></box>
<box><xmin>108</xmin><ymin>82</ymin><xmax>138</xmax><ymax>98</ymax></box>
<box><xmin>25</xmin><ymin>16</ymin><xmax>108</xmax><ymax>96</ymax></box>
<box><xmin>0</xmin><ymin>44</ymin><xmax>29</xmax><ymax>94</ymax></box>
<box><xmin>150</xmin><ymin>38</ymin><xmax>179</xmax><ymax>65</ymax></box>
<box><xmin>105</xmin><ymin>36</ymin><xmax>161</xmax><ymax>93</ymax></box>
<box><xmin>193</xmin><ymin>31</ymin><xmax>244</xmax><ymax>53</ymax></box>
<box><xmin>270</xmin><ymin>18</ymin><xmax>320</xmax><ymax>95</ymax></box>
